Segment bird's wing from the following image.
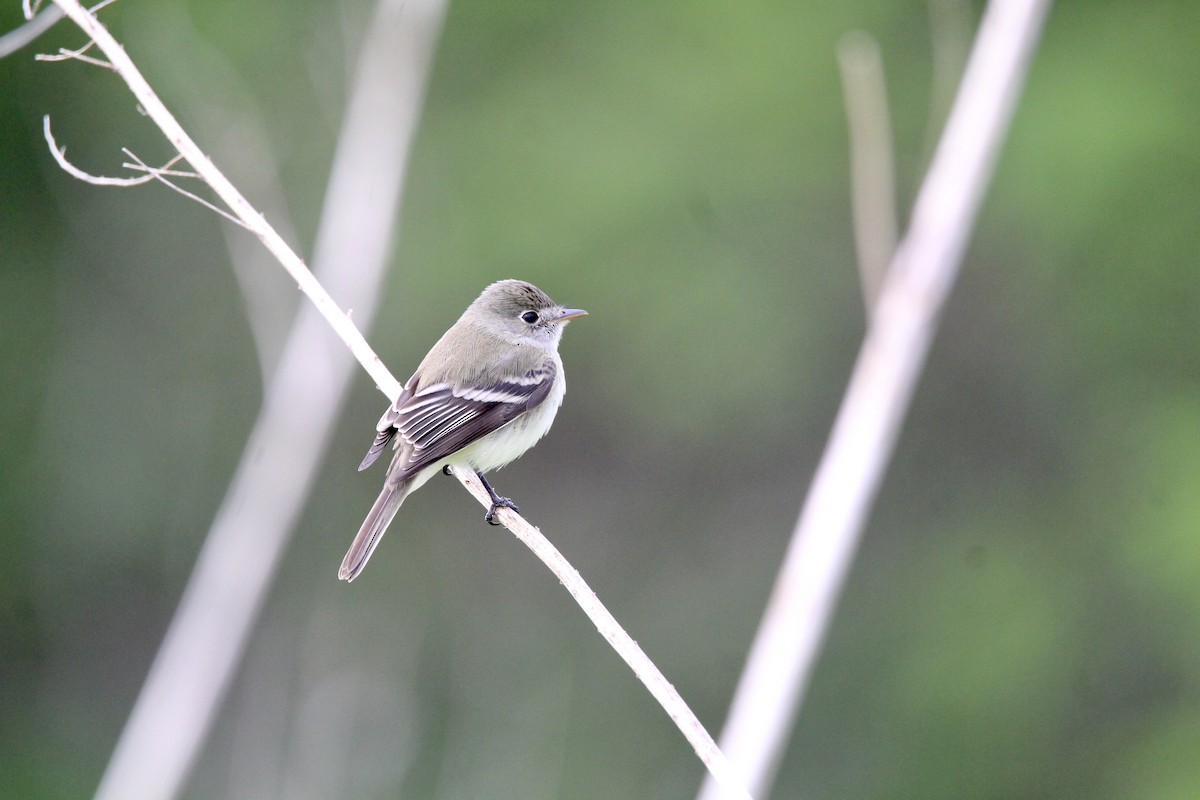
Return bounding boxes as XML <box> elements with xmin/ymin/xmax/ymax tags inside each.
<box><xmin>358</xmin><ymin>360</ymin><xmax>557</xmax><ymax>478</ymax></box>
<box><xmin>357</xmin><ymin>383</ymin><xmax>411</xmax><ymax>470</ymax></box>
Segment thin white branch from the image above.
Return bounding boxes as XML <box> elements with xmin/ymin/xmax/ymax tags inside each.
<box><xmin>44</xmin><ymin>115</ymin><xmax>155</xmax><ymax>186</ymax></box>
<box><xmin>35</xmin><ymin>38</ymin><xmax>113</xmax><ymax>68</ymax></box>
<box><xmin>47</xmin><ymin>0</ymin><xmax>402</xmax><ymax>401</ymax></box>
<box><xmin>121</xmin><ymin>147</ymin><xmax>249</xmax><ymax>228</ymax></box>
<box><xmin>837</xmin><ymin>31</ymin><xmax>898</xmax><ymax>314</ymax></box>
<box><xmin>45</xmin><ymin>1</ymin><xmax>752</xmax><ymax>796</ymax></box>
<box><xmin>697</xmin><ymin>1</ymin><xmax>1052</xmax><ymax>799</ymax></box>
<box><xmin>120</xmin><ymin>152</ymin><xmax>198</xmax><ymax>178</ymax></box>
<box><xmin>120</xmin><ymin>164</ymin><xmax>198</xmax><ymax>177</ymax></box>
<box><xmin>448</xmin><ymin>465</ymin><xmax>754</xmax><ymax>800</ymax></box>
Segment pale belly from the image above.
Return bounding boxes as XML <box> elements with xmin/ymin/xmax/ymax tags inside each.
<box><xmin>409</xmin><ymin>364</ymin><xmax>566</xmax><ymax>491</ymax></box>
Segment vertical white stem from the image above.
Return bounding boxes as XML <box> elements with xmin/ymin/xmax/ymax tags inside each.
<box><xmin>697</xmin><ymin>1</ymin><xmax>1052</xmax><ymax>798</ymax></box>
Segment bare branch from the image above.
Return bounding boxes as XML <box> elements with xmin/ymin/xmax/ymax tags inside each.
<box><xmin>44</xmin><ymin>1</ymin><xmax>752</xmax><ymax>796</ymax></box>
<box><xmin>838</xmin><ymin>31</ymin><xmax>898</xmax><ymax>314</ymax></box>
<box><xmin>87</xmin><ymin>1</ymin><xmax>446</xmax><ymax>799</ymax></box>
<box><xmin>121</xmin><ymin>148</ymin><xmax>250</xmax><ymax>228</ymax></box>
<box><xmin>35</xmin><ymin>38</ymin><xmax>113</xmax><ymax>69</ymax></box>
<box><xmin>697</xmin><ymin>1</ymin><xmax>1053</xmax><ymax>799</ymax></box>
<box><xmin>45</xmin><ymin>115</ymin><xmax>240</xmax><ymax>227</ymax></box>
<box><xmin>120</xmin><ymin>151</ymin><xmax>193</xmax><ymax>177</ymax></box>
<box><xmin>0</xmin><ymin>3</ymin><xmax>63</xmax><ymax>59</ymax></box>
<box><xmin>47</xmin><ymin>0</ymin><xmax>402</xmax><ymax>400</ymax></box>
<box><xmin>43</xmin><ymin>115</ymin><xmax>156</xmax><ymax>185</ymax></box>
<box><xmin>449</xmin><ymin>465</ymin><xmax>755</xmax><ymax>800</ymax></box>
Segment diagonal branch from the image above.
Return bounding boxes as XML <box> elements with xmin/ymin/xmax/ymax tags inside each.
<box><xmin>47</xmin><ymin>0</ymin><xmax>402</xmax><ymax>401</ymax></box>
<box><xmin>82</xmin><ymin>1</ymin><xmax>445</xmax><ymax>799</ymax></box>
<box><xmin>0</xmin><ymin>3</ymin><xmax>63</xmax><ymax>59</ymax></box>
<box><xmin>697</xmin><ymin>1</ymin><xmax>1053</xmax><ymax>798</ymax></box>
<box><xmin>449</xmin><ymin>467</ymin><xmax>753</xmax><ymax>800</ymax></box>
<box><xmin>43</xmin><ymin>1</ymin><xmax>750</xmax><ymax>797</ymax></box>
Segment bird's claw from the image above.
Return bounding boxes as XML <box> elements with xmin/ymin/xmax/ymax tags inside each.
<box><xmin>485</xmin><ymin>497</ymin><xmax>519</xmax><ymax>525</ymax></box>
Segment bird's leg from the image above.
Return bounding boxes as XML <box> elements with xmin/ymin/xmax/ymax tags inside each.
<box><xmin>475</xmin><ymin>470</ymin><xmax>519</xmax><ymax>525</ymax></box>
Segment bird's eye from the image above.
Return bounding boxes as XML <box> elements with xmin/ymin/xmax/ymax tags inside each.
<box><xmin>521</xmin><ymin>311</ymin><xmax>540</xmax><ymax>324</ymax></box>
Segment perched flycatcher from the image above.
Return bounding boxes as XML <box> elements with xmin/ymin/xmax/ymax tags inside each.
<box><xmin>339</xmin><ymin>279</ymin><xmax>586</xmax><ymax>582</ymax></box>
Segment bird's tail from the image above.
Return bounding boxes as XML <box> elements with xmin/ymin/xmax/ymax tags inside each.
<box><xmin>339</xmin><ymin>478</ymin><xmax>412</xmax><ymax>582</ymax></box>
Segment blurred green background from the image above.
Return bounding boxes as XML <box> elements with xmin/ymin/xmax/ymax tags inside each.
<box><xmin>3</xmin><ymin>1</ymin><xmax>1199</xmax><ymax>798</ymax></box>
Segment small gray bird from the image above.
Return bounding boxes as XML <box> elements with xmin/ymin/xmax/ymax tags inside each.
<box><xmin>340</xmin><ymin>280</ymin><xmax>586</xmax><ymax>582</ymax></box>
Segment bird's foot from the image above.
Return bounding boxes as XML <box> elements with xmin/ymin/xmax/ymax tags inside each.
<box><xmin>475</xmin><ymin>470</ymin><xmax>519</xmax><ymax>524</ymax></box>
<box><xmin>485</xmin><ymin>496</ymin><xmax>519</xmax><ymax>525</ymax></box>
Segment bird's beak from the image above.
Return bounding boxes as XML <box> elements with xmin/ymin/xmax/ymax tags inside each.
<box><xmin>555</xmin><ymin>308</ymin><xmax>588</xmax><ymax>323</ymax></box>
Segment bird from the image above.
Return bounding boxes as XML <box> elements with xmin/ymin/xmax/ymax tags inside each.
<box><xmin>339</xmin><ymin>279</ymin><xmax>586</xmax><ymax>582</ymax></box>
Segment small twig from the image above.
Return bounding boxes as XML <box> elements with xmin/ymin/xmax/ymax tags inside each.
<box><xmin>47</xmin><ymin>0</ymin><xmax>401</xmax><ymax>400</ymax></box>
<box><xmin>121</xmin><ymin>148</ymin><xmax>249</xmax><ymax>228</ymax></box>
<box><xmin>120</xmin><ymin>150</ymin><xmax>193</xmax><ymax>176</ymax></box>
<box><xmin>43</xmin><ymin>115</ymin><xmax>156</xmax><ymax>186</ymax></box>
<box><xmin>36</xmin><ymin>38</ymin><xmax>113</xmax><ymax>69</ymax></box>
<box><xmin>837</xmin><ymin>31</ymin><xmax>899</xmax><ymax>315</ymax></box>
